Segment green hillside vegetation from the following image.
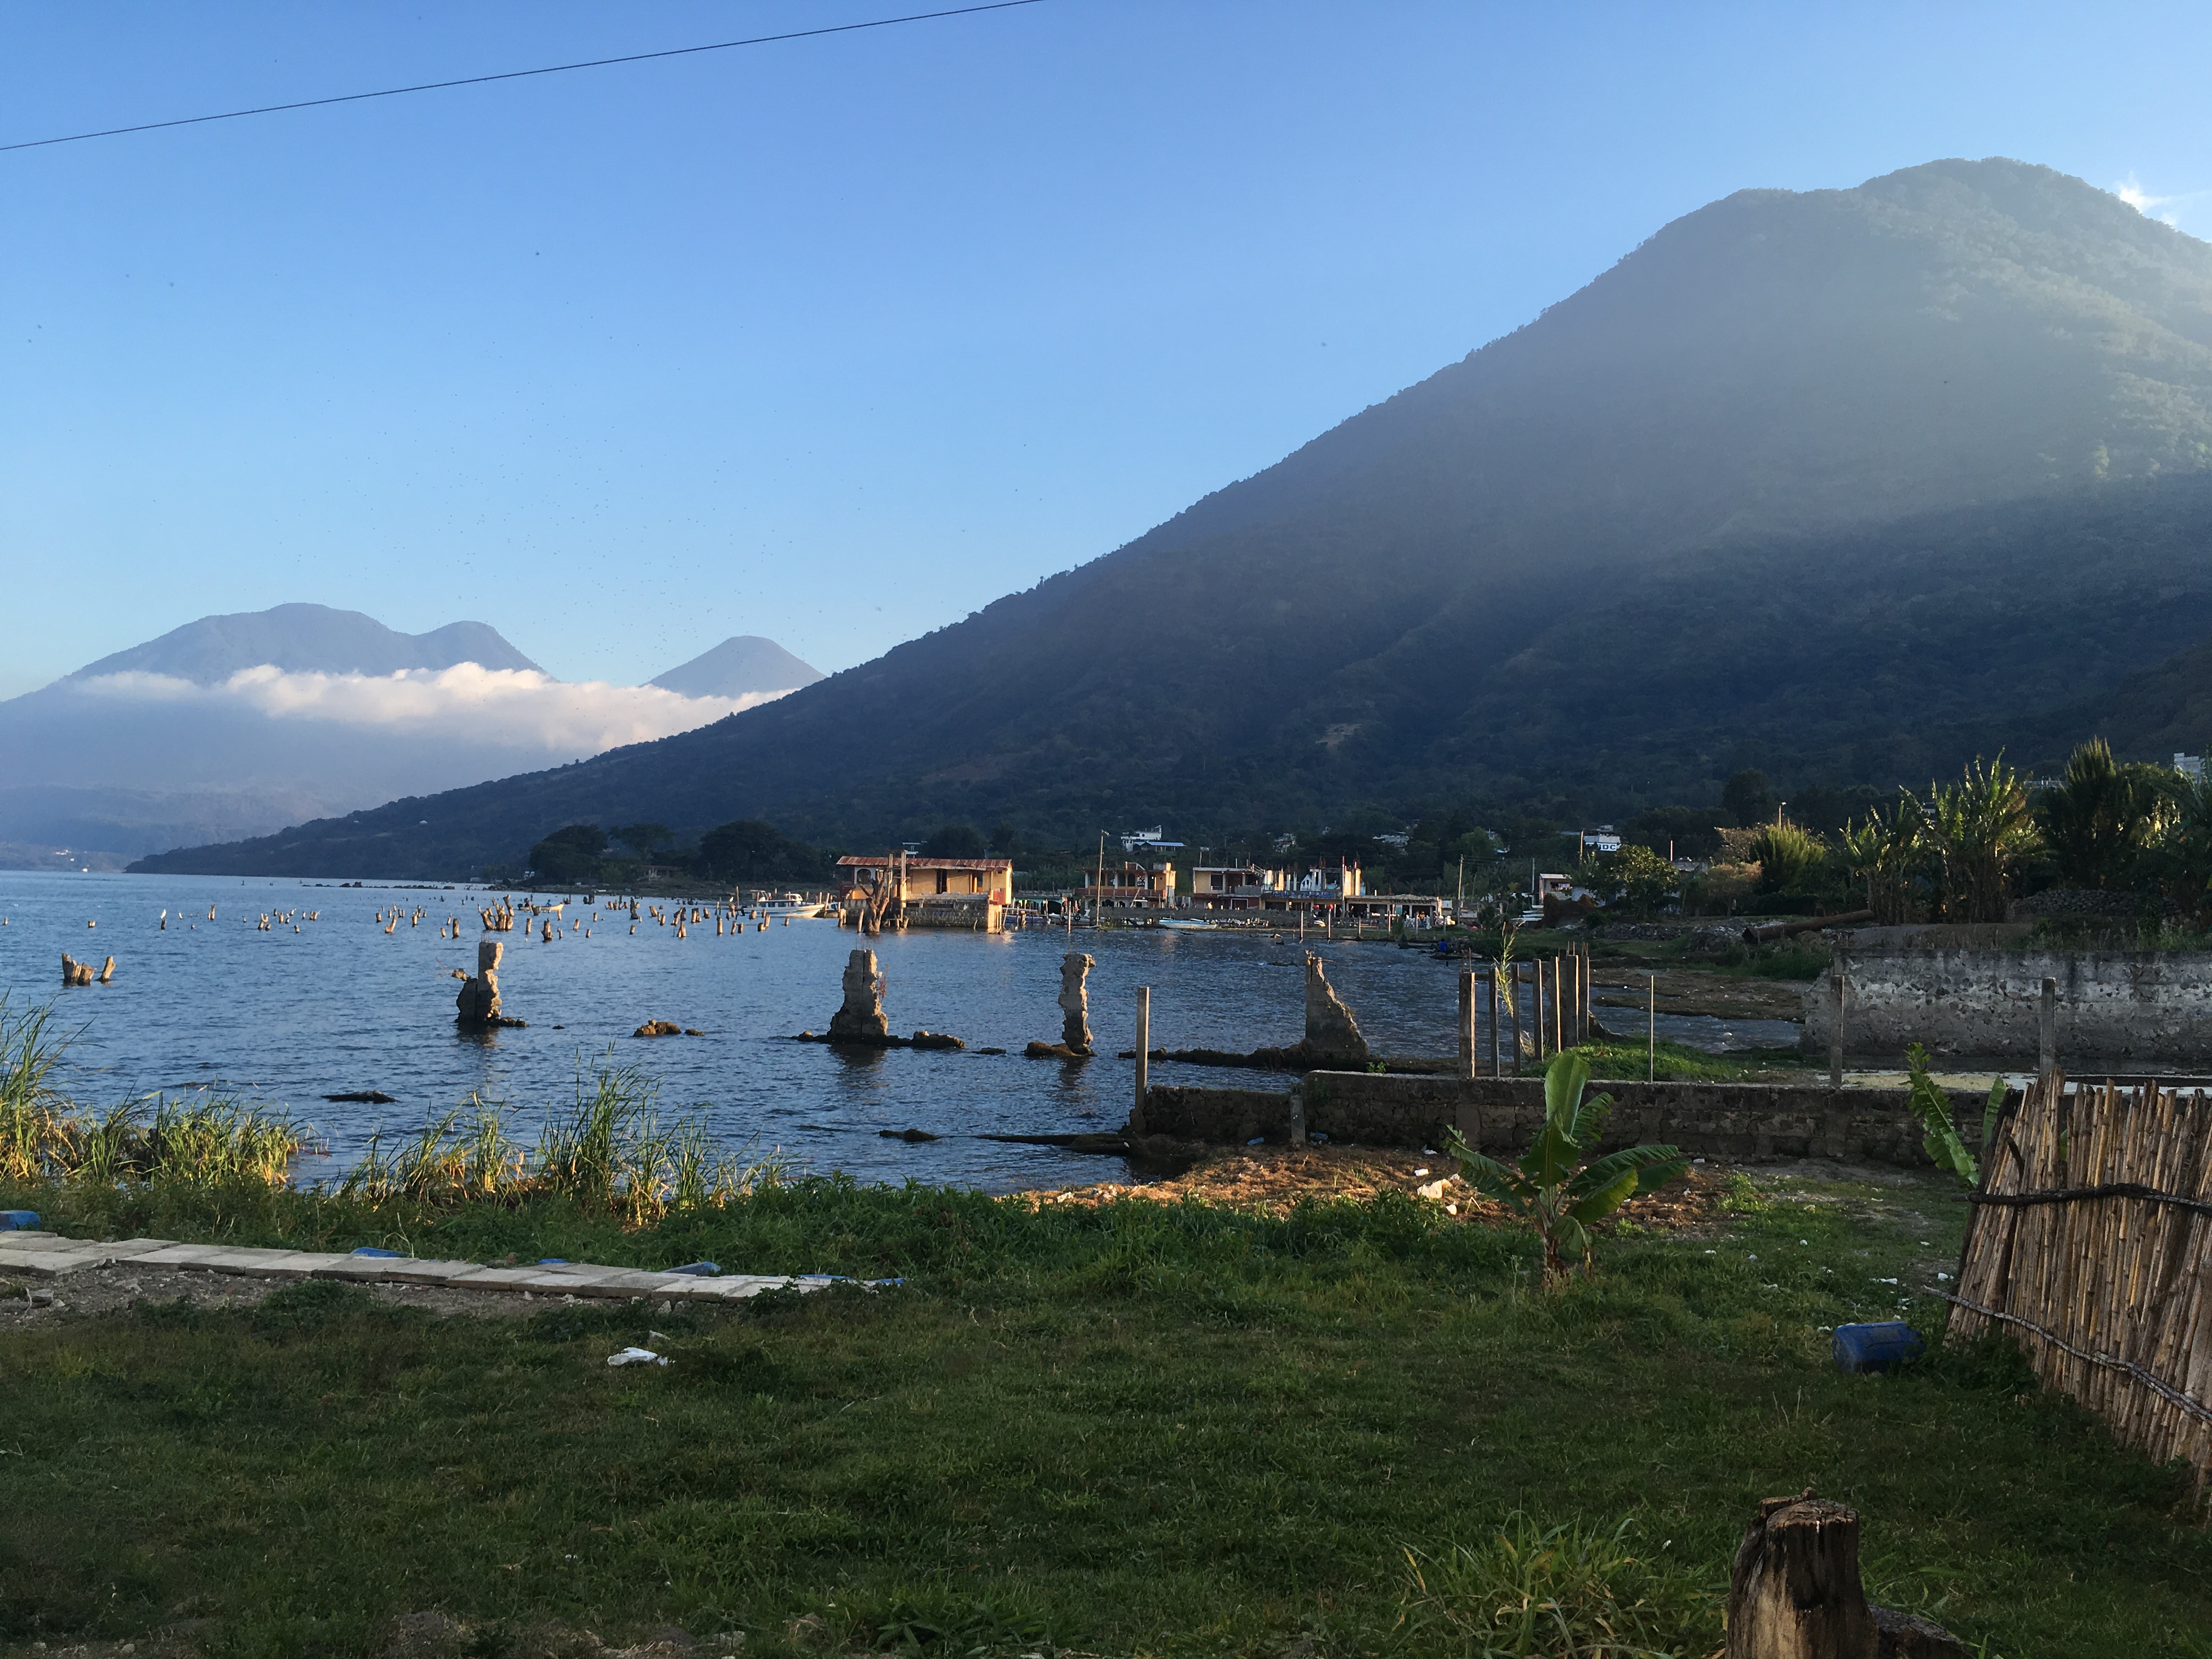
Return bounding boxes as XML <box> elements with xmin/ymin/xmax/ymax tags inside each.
<box><xmin>132</xmin><ymin>159</ymin><xmax>2212</xmax><ymax>882</ymax></box>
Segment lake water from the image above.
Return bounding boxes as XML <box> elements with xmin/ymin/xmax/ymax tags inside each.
<box><xmin>0</xmin><ymin>871</ymin><xmax>1802</xmax><ymax>1192</ymax></box>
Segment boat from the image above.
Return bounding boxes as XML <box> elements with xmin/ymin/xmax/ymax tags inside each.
<box><xmin>1153</xmin><ymin>918</ymin><xmax>1215</xmax><ymax>931</ymax></box>
<box><xmin>749</xmin><ymin>891</ymin><xmax>826</xmax><ymax>919</ymax></box>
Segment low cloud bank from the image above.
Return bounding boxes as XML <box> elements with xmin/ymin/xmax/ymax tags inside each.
<box><xmin>76</xmin><ymin>664</ymin><xmax>790</xmax><ymax>755</ymax></box>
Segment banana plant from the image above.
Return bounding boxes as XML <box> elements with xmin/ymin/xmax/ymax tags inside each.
<box><xmin>1446</xmin><ymin>1051</ymin><xmax>1686</xmax><ymax>1285</ymax></box>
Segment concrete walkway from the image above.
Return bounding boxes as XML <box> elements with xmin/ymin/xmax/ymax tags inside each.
<box><xmin>0</xmin><ymin>1230</ymin><xmax>867</xmax><ymax>1304</ymax></box>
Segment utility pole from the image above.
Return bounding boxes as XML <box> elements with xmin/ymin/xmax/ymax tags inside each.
<box><xmin>1096</xmin><ymin>831</ymin><xmax>1107</xmax><ymax>927</ymax></box>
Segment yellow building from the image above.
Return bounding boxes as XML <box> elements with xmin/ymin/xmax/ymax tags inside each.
<box><xmin>837</xmin><ymin>854</ymin><xmax>1012</xmax><ymax>932</ymax></box>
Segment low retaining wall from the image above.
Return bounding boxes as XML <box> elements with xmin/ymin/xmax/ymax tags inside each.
<box><xmin>1803</xmin><ymin>944</ymin><xmax>2212</xmax><ymax>1065</ymax></box>
<box><xmin>1142</xmin><ymin>1073</ymin><xmax>2000</xmax><ymax>1167</ymax></box>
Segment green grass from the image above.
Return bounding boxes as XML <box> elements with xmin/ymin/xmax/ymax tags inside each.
<box><xmin>1568</xmin><ymin>1037</ymin><xmax>1818</xmax><ymax>1083</ymax></box>
<box><xmin>3</xmin><ymin>1169</ymin><xmax>2209</xmax><ymax>1658</ymax></box>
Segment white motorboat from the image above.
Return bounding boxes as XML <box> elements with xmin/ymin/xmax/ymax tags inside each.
<box><xmin>750</xmin><ymin>891</ymin><xmax>826</xmax><ymax>919</ymax></box>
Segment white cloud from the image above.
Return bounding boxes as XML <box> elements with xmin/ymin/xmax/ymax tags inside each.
<box><xmin>2112</xmin><ymin>173</ymin><xmax>2199</xmax><ymax>229</ymax></box>
<box><xmin>75</xmin><ymin>664</ymin><xmax>790</xmax><ymax>755</ymax></box>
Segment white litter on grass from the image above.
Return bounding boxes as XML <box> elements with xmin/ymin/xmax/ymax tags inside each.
<box><xmin>607</xmin><ymin>1346</ymin><xmax>668</xmax><ymax>1368</ymax></box>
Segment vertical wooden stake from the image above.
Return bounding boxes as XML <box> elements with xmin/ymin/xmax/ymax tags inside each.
<box><xmin>1457</xmin><ymin>970</ymin><xmax>1476</xmax><ymax>1081</ymax></box>
<box><xmin>1829</xmin><ymin>969</ymin><xmax>1847</xmax><ymax>1088</ymax></box>
<box><xmin>1507</xmin><ymin>967</ymin><xmax>1524</xmax><ymax>1073</ymax></box>
<box><xmin>1486</xmin><ymin>972</ymin><xmax>1500</xmax><ymax>1079</ymax></box>
<box><xmin>1647</xmin><ymin>974</ymin><xmax>1656</xmax><ymax>1083</ymax></box>
<box><xmin>2039</xmin><ymin>976</ymin><xmax>2058</xmax><ymax>1079</ymax></box>
<box><xmin>1551</xmin><ymin>955</ymin><xmax>1564</xmax><ymax>1055</ymax></box>
<box><xmin>1133</xmin><ymin>985</ymin><xmax>1151</xmax><ymax>1132</ymax></box>
<box><xmin>1533</xmin><ymin>960</ymin><xmax>1547</xmax><ymax>1059</ymax></box>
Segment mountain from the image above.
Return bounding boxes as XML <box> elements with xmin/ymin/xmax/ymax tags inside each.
<box><xmin>650</xmin><ymin>637</ymin><xmax>823</xmax><ymax>699</ymax></box>
<box><xmin>132</xmin><ymin>159</ymin><xmax>2212</xmax><ymax>879</ymax></box>
<box><xmin>0</xmin><ymin>605</ymin><xmax>758</xmax><ymax>864</ymax></box>
<box><xmin>67</xmin><ymin>603</ymin><xmax>543</xmax><ymax>683</ymax></box>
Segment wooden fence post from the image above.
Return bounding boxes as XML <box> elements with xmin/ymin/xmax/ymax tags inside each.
<box><xmin>1133</xmin><ymin>986</ymin><xmax>1150</xmax><ymax>1133</ymax></box>
<box><xmin>1457</xmin><ymin>970</ymin><xmax>1476</xmax><ymax>1081</ymax></box>
<box><xmin>1828</xmin><ymin>969</ymin><xmax>1846</xmax><ymax>1089</ymax></box>
<box><xmin>1485</xmin><ymin>971</ymin><xmax>1500</xmax><ymax>1078</ymax></box>
<box><xmin>1506</xmin><ymin>966</ymin><xmax>1524</xmax><ymax>1073</ymax></box>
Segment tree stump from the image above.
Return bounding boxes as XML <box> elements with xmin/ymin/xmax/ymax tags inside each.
<box><xmin>1289</xmin><ymin>953</ymin><xmax>1369</xmax><ymax>1068</ymax></box>
<box><xmin>1725</xmin><ymin>1490</ymin><xmax>1877</xmax><ymax>1659</ymax></box>
<box><xmin>828</xmin><ymin>949</ymin><xmax>890</xmax><ymax>1042</ymax></box>
<box><xmin>455</xmin><ymin>941</ymin><xmax>504</xmax><ymax>1028</ymax></box>
<box><xmin>1058</xmin><ymin>952</ymin><xmax>1096</xmax><ymax>1054</ymax></box>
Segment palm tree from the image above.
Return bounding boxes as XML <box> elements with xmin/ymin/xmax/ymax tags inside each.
<box><xmin>2035</xmin><ymin>738</ymin><xmax>2170</xmax><ymax>891</ymax></box>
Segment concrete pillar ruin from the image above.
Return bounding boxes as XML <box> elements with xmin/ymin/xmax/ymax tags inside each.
<box><xmin>829</xmin><ymin>949</ymin><xmax>890</xmax><ymax>1042</ymax></box>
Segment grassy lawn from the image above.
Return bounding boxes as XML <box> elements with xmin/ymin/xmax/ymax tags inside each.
<box><xmin>2</xmin><ymin>1169</ymin><xmax>2209</xmax><ymax>1659</ymax></box>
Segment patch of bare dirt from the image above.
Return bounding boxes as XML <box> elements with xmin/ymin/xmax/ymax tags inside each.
<box><xmin>1010</xmin><ymin>1144</ymin><xmax>1734</xmax><ymax>1234</ymax></box>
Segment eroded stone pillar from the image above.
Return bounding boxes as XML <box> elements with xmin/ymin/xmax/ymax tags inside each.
<box><xmin>830</xmin><ymin>949</ymin><xmax>890</xmax><ymax>1042</ymax></box>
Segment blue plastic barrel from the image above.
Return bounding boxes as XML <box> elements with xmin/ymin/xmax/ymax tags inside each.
<box><xmin>349</xmin><ymin>1246</ymin><xmax>405</xmax><ymax>1259</ymax></box>
<box><xmin>1833</xmin><ymin>1321</ymin><xmax>1925</xmax><ymax>1373</ymax></box>
<box><xmin>0</xmin><ymin>1210</ymin><xmax>40</xmax><ymax>1231</ymax></box>
<box><xmin>667</xmin><ymin>1261</ymin><xmax>721</xmax><ymax>1277</ymax></box>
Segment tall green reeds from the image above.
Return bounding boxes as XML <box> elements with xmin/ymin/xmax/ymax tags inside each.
<box><xmin>0</xmin><ymin>994</ymin><xmax>307</xmax><ymax>1187</ymax></box>
<box><xmin>338</xmin><ymin>1058</ymin><xmax>785</xmax><ymax>1221</ymax></box>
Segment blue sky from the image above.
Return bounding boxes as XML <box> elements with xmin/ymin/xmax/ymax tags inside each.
<box><xmin>3</xmin><ymin>1</ymin><xmax>2207</xmax><ymax>698</ymax></box>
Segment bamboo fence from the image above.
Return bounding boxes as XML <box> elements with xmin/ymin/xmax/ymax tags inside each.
<box><xmin>1949</xmin><ymin>1073</ymin><xmax>2212</xmax><ymax>1493</ymax></box>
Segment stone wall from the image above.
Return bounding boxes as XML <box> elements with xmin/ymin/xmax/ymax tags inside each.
<box><xmin>1803</xmin><ymin>944</ymin><xmax>2212</xmax><ymax>1065</ymax></box>
<box><xmin>1140</xmin><ymin>1072</ymin><xmax>2001</xmax><ymax>1167</ymax></box>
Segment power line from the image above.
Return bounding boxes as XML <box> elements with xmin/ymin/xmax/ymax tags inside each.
<box><xmin>0</xmin><ymin>1</ymin><xmax>1045</xmax><ymax>155</ymax></box>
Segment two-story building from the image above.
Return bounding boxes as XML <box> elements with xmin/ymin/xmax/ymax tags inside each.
<box><xmin>836</xmin><ymin>854</ymin><xmax>1013</xmax><ymax>932</ymax></box>
<box><xmin>1184</xmin><ymin>865</ymin><xmax>1288</xmax><ymax>911</ymax></box>
<box><xmin>1081</xmin><ymin>860</ymin><xmax>1178</xmax><ymax>911</ymax></box>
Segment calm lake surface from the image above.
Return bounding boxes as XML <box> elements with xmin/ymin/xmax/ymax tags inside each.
<box><xmin>0</xmin><ymin>872</ymin><xmax>1801</xmax><ymax>1192</ymax></box>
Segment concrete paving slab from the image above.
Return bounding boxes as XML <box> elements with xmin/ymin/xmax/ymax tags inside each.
<box><xmin>0</xmin><ymin>1250</ymin><xmax>102</xmax><ymax>1278</ymax></box>
<box><xmin>375</xmin><ymin>1258</ymin><xmax>484</xmax><ymax>1285</ymax></box>
<box><xmin>128</xmin><ymin>1244</ymin><xmax>237</xmax><ymax>1267</ymax></box>
<box><xmin>445</xmin><ymin>1267</ymin><xmax>541</xmax><ymax>1290</ymax></box>
<box><xmin>104</xmin><ymin>1238</ymin><xmax>184</xmax><ymax>1257</ymax></box>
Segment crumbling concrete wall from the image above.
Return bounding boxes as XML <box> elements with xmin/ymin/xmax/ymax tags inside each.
<box><xmin>1803</xmin><ymin>945</ymin><xmax>2212</xmax><ymax>1065</ymax></box>
<box><xmin>1139</xmin><ymin>1073</ymin><xmax>2002</xmax><ymax>1167</ymax></box>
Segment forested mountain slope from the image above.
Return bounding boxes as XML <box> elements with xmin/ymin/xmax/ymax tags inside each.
<box><xmin>136</xmin><ymin>159</ymin><xmax>2212</xmax><ymax>877</ymax></box>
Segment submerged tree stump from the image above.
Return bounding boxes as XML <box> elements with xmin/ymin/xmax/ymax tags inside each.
<box><xmin>1289</xmin><ymin>953</ymin><xmax>1368</xmax><ymax>1068</ymax></box>
<box><xmin>455</xmin><ymin>941</ymin><xmax>522</xmax><ymax>1028</ymax></box>
<box><xmin>829</xmin><ymin>949</ymin><xmax>891</xmax><ymax>1042</ymax></box>
<box><xmin>1058</xmin><ymin>951</ymin><xmax>1095</xmax><ymax>1053</ymax></box>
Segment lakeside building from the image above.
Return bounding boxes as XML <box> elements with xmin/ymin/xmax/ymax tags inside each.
<box><xmin>1186</xmin><ymin>865</ymin><xmax>1289</xmax><ymax>911</ymax></box>
<box><xmin>836</xmin><ymin>854</ymin><xmax>1012</xmax><ymax>932</ymax></box>
<box><xmin>1082</xmin><ymin>860</ymin><xmax>1178</xmax><ymax>910</ymax></box>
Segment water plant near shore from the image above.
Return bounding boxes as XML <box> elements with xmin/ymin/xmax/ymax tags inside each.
<box><xmin>0</xmin><ymin>995</ymin><xmax>307</xmax><ymax>1187</ymax></box>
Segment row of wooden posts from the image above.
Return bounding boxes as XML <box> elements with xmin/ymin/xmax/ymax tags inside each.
<box><xmin>1127</xmin><ymin>948</ymin><xmax>1598</xmax><ymax>1119</ymax></box>
<box><xmin>1453</xmin><ymin>947</ymin><xmax>1595</xmax><ymax>1077</ymax></box>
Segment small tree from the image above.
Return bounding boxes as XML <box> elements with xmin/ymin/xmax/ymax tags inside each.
<box><xmin>1446</xmin><ymin>1052</ymin><xmax>1687</xmax><ymax>1286</ymax></box>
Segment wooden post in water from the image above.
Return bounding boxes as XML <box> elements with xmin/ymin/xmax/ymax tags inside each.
<box><xmin>2038</xmin><ymin>976</ymin><xmax>2058</xmax><ymax>1080</ymax></box>
<box><xmin>1486</xmin><ymin>972</ymin><xmax>1500</xmax><ymax>1078</ymax></box>
<box><xmin>1457</xmin><ymin>970</ymin><xmax>1476</xmax><ymax>1081</ymax></box>
<box><xmin>1133</xmin><ymin>986</ymin><xmax>1150</xmax><ymax>1132</ymax></box>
